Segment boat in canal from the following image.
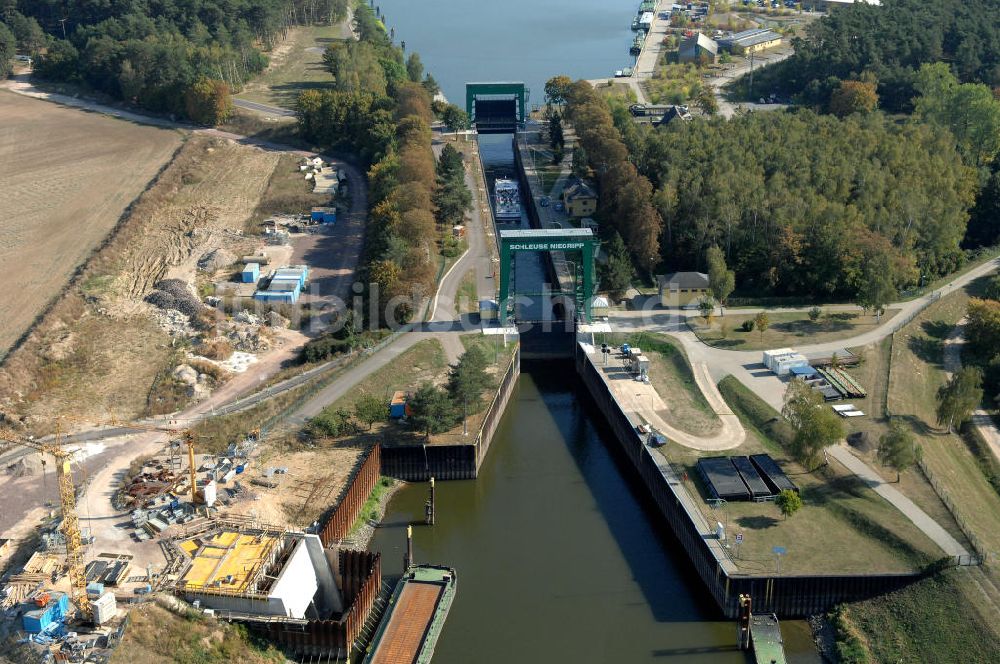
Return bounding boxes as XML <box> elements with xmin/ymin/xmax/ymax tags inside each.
<box><xmin>493</xmin><ymin>178</ymin><xmax>521</xmax><ymax>221</ymax></box>
<box><xmin>630</xmin><ymin>33</ymin><xmax>645</xmax><ymax>55</ymax></box>
<box><xmin>363</xmin><ymin>565</ymin><xmax>457</xmax><ymax>664</ymax></box>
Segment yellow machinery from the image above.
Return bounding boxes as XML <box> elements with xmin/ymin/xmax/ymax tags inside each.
<box><xmin>0</xmin><ymin>429</ymin><xmax>91</xmax><ymax>620</ymax></box>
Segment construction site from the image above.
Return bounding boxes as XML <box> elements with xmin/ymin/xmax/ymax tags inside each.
<box><xmin>0</xmin><ymin>123</ymin><xmax>378</xmax><ymax>662</ymax></box>
<box><xmin>0</xmin><ymin>420</ymin><xmax>385</xmax><ymax>663</ymax></box>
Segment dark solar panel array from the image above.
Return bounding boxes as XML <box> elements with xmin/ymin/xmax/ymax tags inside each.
<box><xmin>697</xmin><ymin>457</ymin><xmax>750</xmax><ymax>501</ymax></box>
<box><xmin>731</xmin><ymin>456</ymin><xmax>773</xmax><ymax>499</ymax></box>
<box><xmin>750</xmin><ymin>454</ymin><xmax>799</xmax><ymax>494</ymax></box>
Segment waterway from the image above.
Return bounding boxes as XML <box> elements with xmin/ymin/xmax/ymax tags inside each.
<box><xmin>377</xmin><ymin>0</ymin><xmax>637</xmax><ymax>106</ymax></box>
<box><xmin>369</xmin><ymin>366</ymin><xmax>822</xmax><ymax>662</ymax></box>
<box><xmin>368</xmin><ymin>4</ymin><xmax>820</xmax><ymax>659</ymax></box>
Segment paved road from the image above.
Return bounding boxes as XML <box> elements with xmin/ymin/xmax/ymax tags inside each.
<box><xmin>233</xmin><ymin>98</ymin><xmax>295</xmax><ymax>117</ymax></box>
<box><xmin>609</xmin><ymin>256</ymin><xmax>1000</xmax><ymax>411</ymax></box>
<box><xmin>829</xmin><ymin>443</ymin><xmax>970</xmax><ymax>558</ymax></box>
<box><xmin>706</xmin><ymin>48</ymin><xmax>795</xmax><ymax>118</ymax></box>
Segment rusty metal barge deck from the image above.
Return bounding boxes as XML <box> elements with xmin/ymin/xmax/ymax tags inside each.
<box><xmin>363</xmin><ymin>565</ymin><xmax>457</xmax><ymax>664</ymax></box>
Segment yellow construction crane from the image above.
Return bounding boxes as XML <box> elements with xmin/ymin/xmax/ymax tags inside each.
<box><xmin>0</xmin><ymin>429</ymin><xmax>91</xmax><ymax>620</ymax></box>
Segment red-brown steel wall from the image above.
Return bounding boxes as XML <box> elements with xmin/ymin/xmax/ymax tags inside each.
<box><xmin>319</xmin><ymin>444</ymin><xmax>382</xmax><ymax>545</ymax></box>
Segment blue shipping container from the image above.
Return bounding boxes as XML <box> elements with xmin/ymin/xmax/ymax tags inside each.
<box><xmin>242</xmin><ymin>263</ymin><xmax>260</xmax><ymax>283</ymax></box>
<box><xmin>22</xmin><ymin>593</ymin><xmax>69</xmax><ymax>634</ymax></box>
<box><xmin>311</xmin><ymin>207</ymin><xmax>337</xmax><ymax>223</ymax></box>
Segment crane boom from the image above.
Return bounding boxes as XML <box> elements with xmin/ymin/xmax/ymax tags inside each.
<box><xmin>0</xmin><ymin>429</ymin><xmax>91</xmax><ymax>619</ymax></box>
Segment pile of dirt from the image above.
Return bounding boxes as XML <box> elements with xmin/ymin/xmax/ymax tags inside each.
<box><xmin>197</xmin><ymin>248</ymin><xmax>236</xmax><ymax>273</ymax></box>
<box><xmin>172</xmin><ymin>364</ymin><xmax>211</xmax><ymax>400</ymax></box>
<box><xmin>5</xmin><ymin>455</ymin><xmax>42</xmax><ymax>478</ymax></box>
<box><xmin>145</xmin><ymin>279</ymin><xmax>205</xmax><ymax>320</ymax></box>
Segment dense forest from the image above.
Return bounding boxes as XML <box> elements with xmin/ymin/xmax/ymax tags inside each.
<box><xmin>1</xmin><ymin>0</ymin><xmax>348</xmax><ymax>118</ymax></box>
<box><xmin>750</xmin><ymin>0</ymin><xmax>1000</xmax><ymax>112</ymax></box>
<box><xmin>637</xmin><ymin>111</ymin><xmax>977</xmax><ymax>296</ymax></box>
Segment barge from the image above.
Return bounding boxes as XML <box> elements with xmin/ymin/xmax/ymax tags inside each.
<box><xmin>363</xmin><ymin>565</ymin><xmax>457</xmax><ymax>664</ymax></box>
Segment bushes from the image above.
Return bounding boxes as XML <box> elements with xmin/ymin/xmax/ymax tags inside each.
<box><xmin>307</xmin><ymin>407</ymin><xmax>356</xmax><ymax>438</ymax></box>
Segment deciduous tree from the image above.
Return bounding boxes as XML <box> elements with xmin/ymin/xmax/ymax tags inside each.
<box><xmin>355</xmin><ymin>393</ymin><xmax>387</xmax><ymax>430</ymax></box>
<box><xmin>544</xmin><ymin>75</ymin><xmax>573</xmax><ymax>105</ymax></box>
<box><xmin>783</xmin><ymin>378</ymin><xmax>843</xmax><ymax>467</ymax></box>
<box><xmin>936</xmin><ymin>366</ymin><xmax>983</xmax><ymax>432</ymax></box>
<box><xmin>754</xmin><ymin>312</ymin><xmax>770</xmax><ymax>344</ymax></box>
<box><xmin>828</xmin><ymin>79</ymin><xmax>878</xmax><ymax>117</ymax></box>
<box><xmin>775</xmin><ymin>489</ymin><xmax>802</xmax><ymax>519</ymax></box>
<box><xmin>877</xmin><ymin>421</ymin><xmax>919</xmax><ymax>482</ymax></box>
<box><xmin>706</xmin><ymin>245</ymin><xmax>735</xmax><ymax>311</ymax></box>
<box><xmin>184</xmin><ymin>77</ymin><xmax>232</xmax><ymax>125</ymax></box>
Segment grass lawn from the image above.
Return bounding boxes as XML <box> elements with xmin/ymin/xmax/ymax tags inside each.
<box><xmin>885</xmin><ymin>274</ymin><xmax>1000</xmax><ymax>563</ymax></box>
<box><xmin>668</xmin><ymin>377</ymin><xmax>943</xmax><ymax>575</ymax></box>
<box><xmin>836</xmin><ymin>568</ymin><xmax>1000</xmax><ymax>664</ymax></box>
<box><xmin>236</xmin><ymin>23</ymin><xmax>352</xmax><ymax>108</ymax></box>
<box><xmin>324</xmin><ymin>339</ymin><xmax>448</xmax><ymax>416</ymax></box>
<box><xmin>838</xmin><ymin>338</ymin><xmax>969</xmax><ymax>546</ymax></box>
<box><xmin>460</xmin><ymin>332</ymin><xmax>517</xmax><ymax>369</ymax></box>
<box><xmin>689</xmin><ymin>309</ymin><xmax>898</xmax><ymax>351</ymax></box>
<box><xmin>314</xmin><ymin>336</ymin><xmax>517</xmax><ymax>448</ymax></box>
<box><xmin>606</xmin><ymin>332</ymin><xmax>721</xmax><ymax>436</ymax></box>
<box><xmin>456</xmin><ymin>271</ymin><xmax>478</xmax><ymax>314</ymax></box>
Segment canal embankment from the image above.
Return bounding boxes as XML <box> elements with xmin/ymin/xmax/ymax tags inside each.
<box><xmin>574</xmin><ymin>341</ymin><xmax>937</xmax><ymax>618</ymax></box>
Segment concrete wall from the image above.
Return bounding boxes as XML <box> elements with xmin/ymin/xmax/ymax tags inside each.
<box><xmin>270</xmin><ymin>538</ymin><xmax>320</xmax><ymax>619</ymax></box>
<box><xmin>304</xmin><ymin>535</ymin><xmax>342</xmax><ymax>617</ymax></box>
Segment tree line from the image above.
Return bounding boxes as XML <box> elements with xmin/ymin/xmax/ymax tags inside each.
<box><xmin>3</xmin><ymin>0</ymin><xmax>348</xmax><ymax>121</ymax></box>
<box><xmin>749</xmin><ymin>0</ymin><xmax>1000</xmax><ymax>113</ymax></box>
<box><xmin>561</xmin><ymin>79</ymin><xmax>662</xmax><ymax>272</ymax></box>
<box><xmin>298</xmin><ymin>2</ymin><xmax>470</xmax><ymax>327</ymax></box>
<box><xmin>637</xmin><ymin>110</ymin><xmax>976</xmax><ymax>298</ymax></box>
<box><xmin>307</xmin><ymin>346</ymin><xmax>493</xmax><ymax>439</ymax></box>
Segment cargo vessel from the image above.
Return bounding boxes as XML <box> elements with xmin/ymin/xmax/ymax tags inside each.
<box><xmin>493</xmin><ymin>178</ymin><xmax>521</xmax><ymax>221</ymax></box>
<box><xmin>363</xmin><ymin>565</ymin><xmax>457</xmax><ymax>664</ymax></box>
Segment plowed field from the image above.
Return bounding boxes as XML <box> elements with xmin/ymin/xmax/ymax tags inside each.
<box><xmin>0</xmin><ymin>92</ymin><xmax>182</xmax><ymax>359</ymax></box>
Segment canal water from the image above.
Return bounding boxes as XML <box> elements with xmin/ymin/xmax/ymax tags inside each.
<box><xmin>377</xmin><ymin>0</ymin><xmax>637</xmax><ymax>106</ymax></box>
<box><xmin>369</xmin><ymin>367</ymin><xmax>823</xmax><ymax>662</ymax></box>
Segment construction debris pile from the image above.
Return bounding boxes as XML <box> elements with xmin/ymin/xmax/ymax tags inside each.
<box><xmin>114</xmin><ymin>455</ymin><xmax>182</xmax><ymax>511</ymax></box>
<box><xmin>2</xmin><ymin>552</ymin><xmax>128</xmax><ymax>663</ymax></box>
<box><xmin>130</xmin><ymin>499</ymin><xmax>197</xmax><ymax>543</ymax></box>
<box><xmin>145</xmin><ymin>279</ymin><xmax>207</xmax><ymax>321</ymax></box>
